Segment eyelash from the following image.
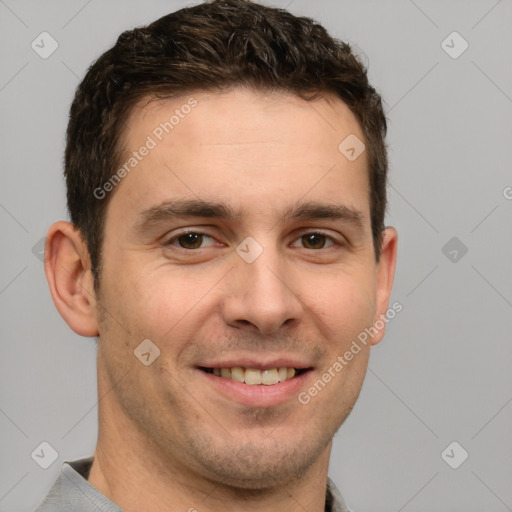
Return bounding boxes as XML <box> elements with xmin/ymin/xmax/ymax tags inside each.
<box><xmin>163</xmin><ymin>230</ymin><xmax>343</xmax><ymax>251</ymax></box>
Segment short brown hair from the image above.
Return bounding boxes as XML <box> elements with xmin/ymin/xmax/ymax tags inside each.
<box><xmin>65</xmin><ymin>0</ymin><xmax>388</xmax><ymax>288</ymax></box>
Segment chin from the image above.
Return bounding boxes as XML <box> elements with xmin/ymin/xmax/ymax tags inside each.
<box><xmin>189</xmin><ymin>431</ymin><xmax>331</xmax><ymax>491</ymax></box>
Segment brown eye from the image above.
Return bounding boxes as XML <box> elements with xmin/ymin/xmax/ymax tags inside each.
<box><xmin>177</xmin><ymin>232</ymin><xmax>204</xmax><ymax>249</ymax></box>
<box><xmin>301</xmin><ymin>233</ymin><xmax>329</xmax><ymax>249</ymax></box>
<box><xmin>164</xmin><ymin>231</ymin><xmax>218</xmax><ymax>251</ymax></box>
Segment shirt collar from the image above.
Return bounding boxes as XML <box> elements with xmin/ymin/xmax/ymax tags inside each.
<box><xmin>326</xmin><ymin>477</ymin><xmax>351</xmax><ymax>512</ymax></box>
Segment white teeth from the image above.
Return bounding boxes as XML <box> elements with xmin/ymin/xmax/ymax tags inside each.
<box><xmin>220</xmin><ymin>368</ymin><xmax>231</xmax><ymax>379</ymax></box>
<box><xmin>245</xmin><ymin>368</ymin><xmax>262</xmax><ymax>385</ymax></box>
<box><xmin>231</xmin><ymin>367</ymin><xmax>245</xmax><ymax>382</ymax></box>
<box><xmin>261</xmin><ymin>368</ymin><xmax>279</xmax><ymax>386</ymax></box>
<box><xmin>209</xmin><ymin>367</ymin><xmax>300</xmax><ymax>385</ymax></box>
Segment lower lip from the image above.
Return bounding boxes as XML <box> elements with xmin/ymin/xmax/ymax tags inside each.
<box><xmin>196</xmin><ymin>369</ymin><xmax>313</xmax><ymax>407</ymax></box>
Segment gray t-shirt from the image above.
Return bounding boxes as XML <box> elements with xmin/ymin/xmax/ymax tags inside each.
<box><xmin>34</xmin><ymin>457</ymin><xmax>351</xmax><ymax>512</ymax></box>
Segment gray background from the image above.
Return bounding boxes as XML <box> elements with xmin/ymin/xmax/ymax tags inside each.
<box><xmin>1</xmin><ymin>0</ymin><xmax>511</xmax><ymax>511</ymax></box>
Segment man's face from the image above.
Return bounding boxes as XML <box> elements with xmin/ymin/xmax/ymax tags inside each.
<box><xmin>95</xmin><ymin>88</ymin><xmax>394</xmax><ymax>488</ymax></box>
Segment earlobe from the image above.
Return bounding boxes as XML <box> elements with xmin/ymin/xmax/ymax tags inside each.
<box><xmin>370</xmin><ymin>227</ymin><xmax>398</xmax><ymax>346</ymax></box>
<box><xmin>44</xmin><ymin>221</ymin><xmax>99</xmax><ymax>337</ymax></box>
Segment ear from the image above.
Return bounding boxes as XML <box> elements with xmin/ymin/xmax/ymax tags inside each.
<box><xmin>44</xmin><ymin>221</ymin><xmax>99</xmax><ymax>337</ymax></box>
<box><xmin>370</xmin><ymin>227</ymin><xmax>398</xmax><ymax>346</ymax></box>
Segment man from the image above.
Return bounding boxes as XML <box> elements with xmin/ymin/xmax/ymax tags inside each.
<box><xmin>38</xmin><ymin>0</ymin><xmax>397</xmax><ymax>510</ymax></box>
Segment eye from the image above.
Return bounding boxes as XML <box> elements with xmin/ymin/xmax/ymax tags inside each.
<box><xmin>293</xmin><ymin>232</ymin><xmax>336</xmax><ymax>250</ymax></box>
<box><xmin>164</xmin><ymin>231</ymin><xmax>216</xmax><ymax>250</ymax></box>
<box><xmin>163</xmin><ymin>230</ymin><xmax>340</xmax><ymax>252</ymax></box>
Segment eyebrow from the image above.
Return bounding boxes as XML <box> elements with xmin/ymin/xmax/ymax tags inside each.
<box><xmin>281</xmin><ymin>200</ymin><xmax>364</xmax><ymax>225</ymax></box>
<box><xmin>135</xmin><ymin>198</ymin><xmax>365</xmax><ymax>231</ymax></box>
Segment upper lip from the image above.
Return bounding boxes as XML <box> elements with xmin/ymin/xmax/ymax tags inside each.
<box><xmin>197</xmin><ymin>356</ymin><xmax>313</xmax><ymax>370</ymax></box>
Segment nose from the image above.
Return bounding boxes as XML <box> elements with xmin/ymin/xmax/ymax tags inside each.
<box><xmin>220</xmin><ymin>245</ymin><xmax>303</xmax><ymax>336</ymax></box>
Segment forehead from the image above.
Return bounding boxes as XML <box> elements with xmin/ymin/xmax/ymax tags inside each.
<box><xmin>126</xmin><ymin>88</ymin><xmax>364</xmax><ymax>152</ymax></box>
<box><xmin>110</xmin><ymin>88</ymin><xmax>370</xmax><ymax>223</ymax></box>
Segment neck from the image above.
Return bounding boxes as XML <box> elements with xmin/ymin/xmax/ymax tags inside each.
<box><xmin>89</xmin><ymin>453</ymin><xmax>330</xmax><ymax>512</ymax></box>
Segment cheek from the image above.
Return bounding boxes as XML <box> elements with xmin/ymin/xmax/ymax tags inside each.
<box><xmin>121</xmin><ymin>266</ymin><xmax>215</xmax><ymax>339</ymax></box>
<box><xmin>306</xmin><ymin>268</ymin><xmax>377</xmax><ymax>343</ymax></box>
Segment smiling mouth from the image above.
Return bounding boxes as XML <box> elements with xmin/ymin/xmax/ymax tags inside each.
<box><xmin>198</xmin><ymin>366</ymin><xmax>310</xmax><ymax>386</ymax></box>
